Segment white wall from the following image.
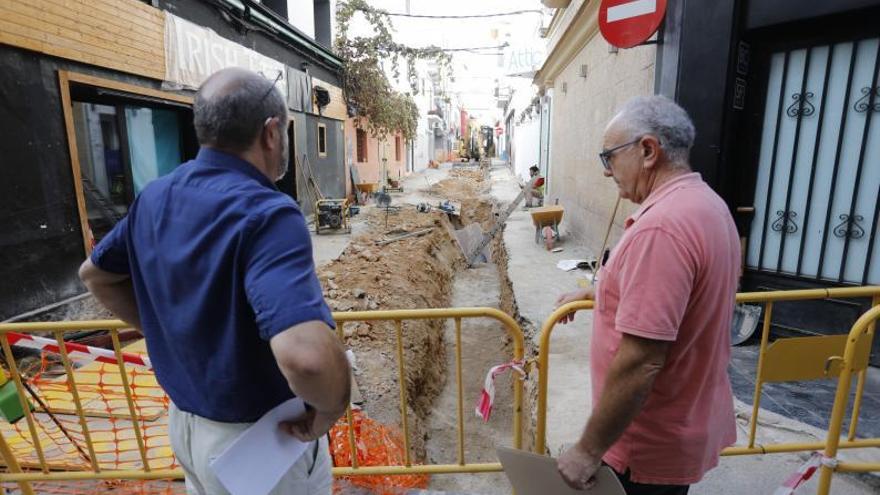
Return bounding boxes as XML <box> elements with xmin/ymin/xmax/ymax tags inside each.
<box><xmin>411</xmin><ymin>70</ymin><xmax>434</xmax><ymax>171</ymax></box>
<box><xmin>513</xmin><ymin>117</ymin><xmax>541</xmax><ymax>182</ymax></box>
<box><xmin>545</xmin><ymin>34</ymin><xmax>654</xmax><ymax>251</ymax></box>
<box><xmin>503</xmin><ymin>77</ymin><xmax>541</xmax><ymax>179</ymax></box>
<box><xmin>412</xmin><ymin>129</ymin><xmax>431</xmax><ymax>172</ymax></box>
<box><xmin>413</xmin><ymin>115</ymin><xmax>431</xmax><ymax>172</ymax></box>
<box><xmin>287</xmin><ymin>0</ymin><xmax>315</xmax><ymax>39</ymax></box>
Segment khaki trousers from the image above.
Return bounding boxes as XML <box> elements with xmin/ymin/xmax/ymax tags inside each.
<box><xmin>169</xmin><ymin>402</ymin><xmax>332</xmax><ymax>495</ymax></box>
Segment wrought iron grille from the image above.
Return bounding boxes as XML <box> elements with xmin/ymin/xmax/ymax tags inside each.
<box><xmin>747</xmin><ymin>37</ymin><xmax>880</xmax><ymax>285</ymax></box>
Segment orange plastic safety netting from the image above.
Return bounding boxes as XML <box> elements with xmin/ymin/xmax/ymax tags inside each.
<box><xmin>1</xmin><ymin>343</ymin><xmax>429</xmax><ymax>494</ymax></box>
<box><xmin>329</xmin><ymin>409</ymin><xmax>430</xmax><ymax>494</ymax></box>
<box><xmin>2</xmin><ymin>480</ymin><xmax>186</xmax><ymax>494</ymax></box>
<box><xmin>0</xmin><ymin>343</ymin><xmax>184</xmax><ymax>494</ymax></box>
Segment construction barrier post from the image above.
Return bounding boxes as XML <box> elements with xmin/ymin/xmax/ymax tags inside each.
<box><xmin>816</xmin><ymin>304</ymin><xmax>880</xmax><ymax>494</ymax></box>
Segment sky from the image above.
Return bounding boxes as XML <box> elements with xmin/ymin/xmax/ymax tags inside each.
<box><xmin>345</xmin><ymin>0</ymin><xmax>551</xmax><ymax>122</ymax></box>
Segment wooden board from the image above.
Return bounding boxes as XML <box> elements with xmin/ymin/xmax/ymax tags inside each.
<box><xmin>0</xmin><ymin>0</ymin><xmax>166</xmax><ymax>80</ymax></box>
<box><xmin>310</xmin><ymin>77</ymin><xmax>348</xmax><ymax>121</ymax></box>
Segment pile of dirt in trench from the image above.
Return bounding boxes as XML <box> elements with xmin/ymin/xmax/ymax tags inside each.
<box><xmin>316</xmin><ymin>168</ymin><xmax>503</xmax><ymax>462</ymax></box>
<box><xmin>316</xmin><ymin>206</ymin><xmax>465</xmax><ymax>459</ymax></box>
<box><xmin>428</xmin><ymin>169</ymin><xmax>496</xmax><ymax>230</ymax></box>
<box><xmin>428</xmin><ymin>168</ymin><xmax>487</xmax><ymax>199</ymax></box>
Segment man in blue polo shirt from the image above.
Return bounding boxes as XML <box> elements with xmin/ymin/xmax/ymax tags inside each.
<box><xmin>79</xmin><ymin>68</ymin><xmax>350</xmax><ymax>494</ymax></box>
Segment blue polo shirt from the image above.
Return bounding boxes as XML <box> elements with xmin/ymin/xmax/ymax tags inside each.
<box><xmin>91</xmin><ymin>148</ymin><xmax>334</xmax><ymax>423</ymax></box>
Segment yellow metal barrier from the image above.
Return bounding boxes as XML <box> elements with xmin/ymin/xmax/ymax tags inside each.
<box><xmin>0</xmin><ymin>321</ymin><xmax>175</xmax><ymax>494</ymax></box>
<box><xmin>0</xmin><ymin>307</ymin><xmax>525</xmax><ymax>491</ymax></box>
<box><xmin>535</xmin><ymin>299</ymin><xmax>593</xmax><ymax>455</ymax></box>
<box><xmin>535</xmin><ymin>286</ymin><xmax>880</xmax><ymax>493</ymax></box>
<box><xmin>331</xmin><ymin>307</ymin><xmax>526</xmax><ymax>477</ymax></box>
<box><xmin>817</xmin><ymin>302</ymin><xmax>880</xmax><ymax>494</ymax></box>
<box><xmin>2</xmin><ymin>287</ymin><xmax>875</xmax><ymax>491</ymax></box>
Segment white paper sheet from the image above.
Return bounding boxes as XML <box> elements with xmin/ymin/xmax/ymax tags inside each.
<box><xmin>557</xmin><ymin>259</ymin><xmax>587</xmax><ymax>271</ymax></box>
<box><xmin>210</xmin><ymin>398</ymin><xmax>311</xmax><ymax>495</ymax></box>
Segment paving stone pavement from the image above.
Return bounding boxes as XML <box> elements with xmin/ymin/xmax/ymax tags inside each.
<box><xmin>729</xmin><ymin>344</ymin><xmax>880</xmax><ymax>438</ymax></box>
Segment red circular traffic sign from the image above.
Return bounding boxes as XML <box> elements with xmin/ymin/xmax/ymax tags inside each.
<box><xmin>599</xmin><ymin>0</ymin><xmax>667</xmax><ymax>49</ymax></box>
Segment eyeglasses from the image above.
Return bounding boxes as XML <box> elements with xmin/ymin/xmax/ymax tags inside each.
<box><xmin>261</xmin><ymin>71</ymin><xmax>285</xmax><ymax>130</ymax></box>
<box><xmin>259</xmin><ymin>71</ymin><xmax>284</xmax><ymax>107</ymax></box>
<box><xmin>598</xmin><ymin>138</ymin><xmax>642</xmax><ymax>171</ymax></box>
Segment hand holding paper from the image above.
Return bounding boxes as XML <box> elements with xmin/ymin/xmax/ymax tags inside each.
<box><xmin>280</xmin><ymin>404</ymin><xmax>343</xmax><ymax>442</ymax></box>
<box><xmin>210</xmin><ymin>398</ymin><xmax>312</xmax><ymax>495</ymax></box>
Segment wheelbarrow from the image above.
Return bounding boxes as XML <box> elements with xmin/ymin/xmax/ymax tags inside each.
<box><xmin>355</xmin><ymin>183</ymin><xmax>379</xmax><ymax>203</ymax></box>
<box><xmin>530</xmin><ymin>205</ymin><xmax>564</xmax><ymax>244</ymax></box>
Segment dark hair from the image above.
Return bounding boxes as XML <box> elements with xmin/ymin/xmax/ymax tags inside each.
<box><xmin>529</xmin><ymin>165</ymin><xmax>539</xmax><ymax>173</ymax></box>
<box><xmin>193</xmin><ymin>73</ymin><xmax>287</xmax><ymax>151</ymax></box>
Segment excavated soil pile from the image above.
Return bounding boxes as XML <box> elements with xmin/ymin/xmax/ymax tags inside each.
<box><xmin>316</xmin><ymin>206</ymin><xmax>464</xmax><ymax>459</ymax></box>
<box><xmin>428</xmin><ymin>168</ymin><xmax>496</xmax><ymax>230</ymax></box>
<box><xmin>316</xmin><ymin>168</ymin><xmax>504</xmax><ymax>463</ymax></box>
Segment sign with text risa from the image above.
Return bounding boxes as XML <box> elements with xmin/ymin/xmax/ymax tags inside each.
<box><xmin>599</xmin><ymin>0</ymin><xmax>667</xmax><ymax>49</ymax></box>
<box><xmin>164</xmin><ymin>13</ymin><xmax>287</xmax><ymax>97</ymax></box>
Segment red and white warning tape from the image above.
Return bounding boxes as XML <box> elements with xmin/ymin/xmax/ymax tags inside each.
<box><xmin>6</xmin><ymin>332</ymin><xmax>152</xmax><ymax>370</ymax></box>
<box><xmin>773</xmin><ymin>452</ymin><xmax>837</xmax><ymax>495</ymax></box>
<box><xmin>476</xmin><ymin>360</ymin><xmax>526</xmax><ymax>422</ymax></box>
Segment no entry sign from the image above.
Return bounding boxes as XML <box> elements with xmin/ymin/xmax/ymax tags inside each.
<box><xmin>599</xmin><ymin>0</ymin><xmax>667</xmax><ymax>49</ymax></box>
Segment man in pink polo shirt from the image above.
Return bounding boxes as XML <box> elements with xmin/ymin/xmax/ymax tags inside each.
<box><xmin>554</xmin><ymin>95</ymin><xmax>738</xmax><ymax>494</ymax></box>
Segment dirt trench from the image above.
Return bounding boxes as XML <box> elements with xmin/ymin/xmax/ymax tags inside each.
<box><xmin>423</xmin><ymin>168</ymin><xmax>533</xmax><ymax>494</ymax></box>
<box><xmin>317</xmin><ymin>166</ymin><xmax>528</xmax><ymax>493</ymax></box>
<box><xmin>316</xmin><ymin>207</ymin><xmax>463</xmax><ymax>460</ymax></box>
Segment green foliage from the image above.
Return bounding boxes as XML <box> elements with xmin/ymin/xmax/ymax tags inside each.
<box><xmin>336</xmin><ymin>0</ymin><xmax>451</xmax><ymax>140</ymax></box>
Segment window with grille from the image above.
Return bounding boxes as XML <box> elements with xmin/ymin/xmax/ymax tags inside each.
<box><xmin>747</xmin><ymin>37</ymin><xmax>880</xmax><ymax>285</ymax></box>
<box><xmin>356</xmin><ymin>128</ymin><xmax>367</xmax><ymax>162</ymax></box>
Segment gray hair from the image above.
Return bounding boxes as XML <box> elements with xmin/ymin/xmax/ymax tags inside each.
<box><xmin>612</xmin><ymin>95</ymin><xmax>696</xmax><ymax>166</ymax></box>
<box><xmin>193</xmin><ymin>72</ymin><xmax>287</xmax><ymax>151</ymax></box>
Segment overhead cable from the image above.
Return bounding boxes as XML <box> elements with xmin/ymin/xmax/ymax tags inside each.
<box><xmin>356</xmin><ymin>8</ymin><xmax>544</xmax><ymax>19</ymax></box>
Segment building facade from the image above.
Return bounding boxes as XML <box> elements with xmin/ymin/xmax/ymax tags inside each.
<box><xmin>535</xmin><ymin>0</ymin><xmax>654</xmax><ymax>252</ymax></box>
<box><xmin>536</xmin><ymin>0</ymin><xmax>880</xmax><ymax>359</ymax></box>
<box><xmin>504</xmin><ymin>78</ymin><xmax>544</xmax><ymax>181</ymax></box>
<box><xmin>0</xmin><ymin>0</ymin><xmax>348</xmax><ymax>320</ymax></box>
<box><xmin>344</xmin><ymin>119</ymin><xmax>407</xmax><ymax>187</ymax></box>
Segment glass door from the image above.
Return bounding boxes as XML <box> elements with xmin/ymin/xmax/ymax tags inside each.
<box><xmin>747</xmin><ymin>36</ymin><xmax>880</xmax><ymax>285</ymax></box>
<box><xmin>72</xmin><ymin>102</ymin><xmax>184</xmax><ymax>243</ymax></box>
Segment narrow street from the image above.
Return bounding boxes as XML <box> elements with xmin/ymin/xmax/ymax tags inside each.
<box><xmin>310</xmin><ymin>162</ymin><xmax>517</xmax><ymax>494</ymax></box>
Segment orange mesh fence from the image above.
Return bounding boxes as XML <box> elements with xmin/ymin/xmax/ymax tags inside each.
<box><xmin>1</xmin><ymin>348</ymin><xmax>175</xmax><ymax>472</ymax></box>
<box><xmin>3</xmin><ymin>480</ymin><xmax>185</xmax><ymax>494</ymax></box>
<box><xmin>329</xmin><ymin>409</ymin><xmax>430</xmax><ymax>494</ymax></box>
<box><xmin>0</xmin><ymin>341</ymin><xmax>184</xmax><ymax>494</ymax></box>
<box><xmin>1</xmin><ymin>341</ymin><xmax>432</xmax><ymax>495</ymax></box>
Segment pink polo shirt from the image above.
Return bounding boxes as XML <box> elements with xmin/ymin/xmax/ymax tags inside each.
<box><xmin>592</xmin><ymin>172</ymin><xmax>738</xmax><ymax>485</ymax></box>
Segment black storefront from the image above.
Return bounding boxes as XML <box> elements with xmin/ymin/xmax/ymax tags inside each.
<box><xmin>655</xmin><ymin>0</ymin><xmax>880</xmax><ymax>360</ymax></box>
<box><xmin>0</xmin><ymin>0</ymin><xmax>344</xmax><ymax>321</ymax></box>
